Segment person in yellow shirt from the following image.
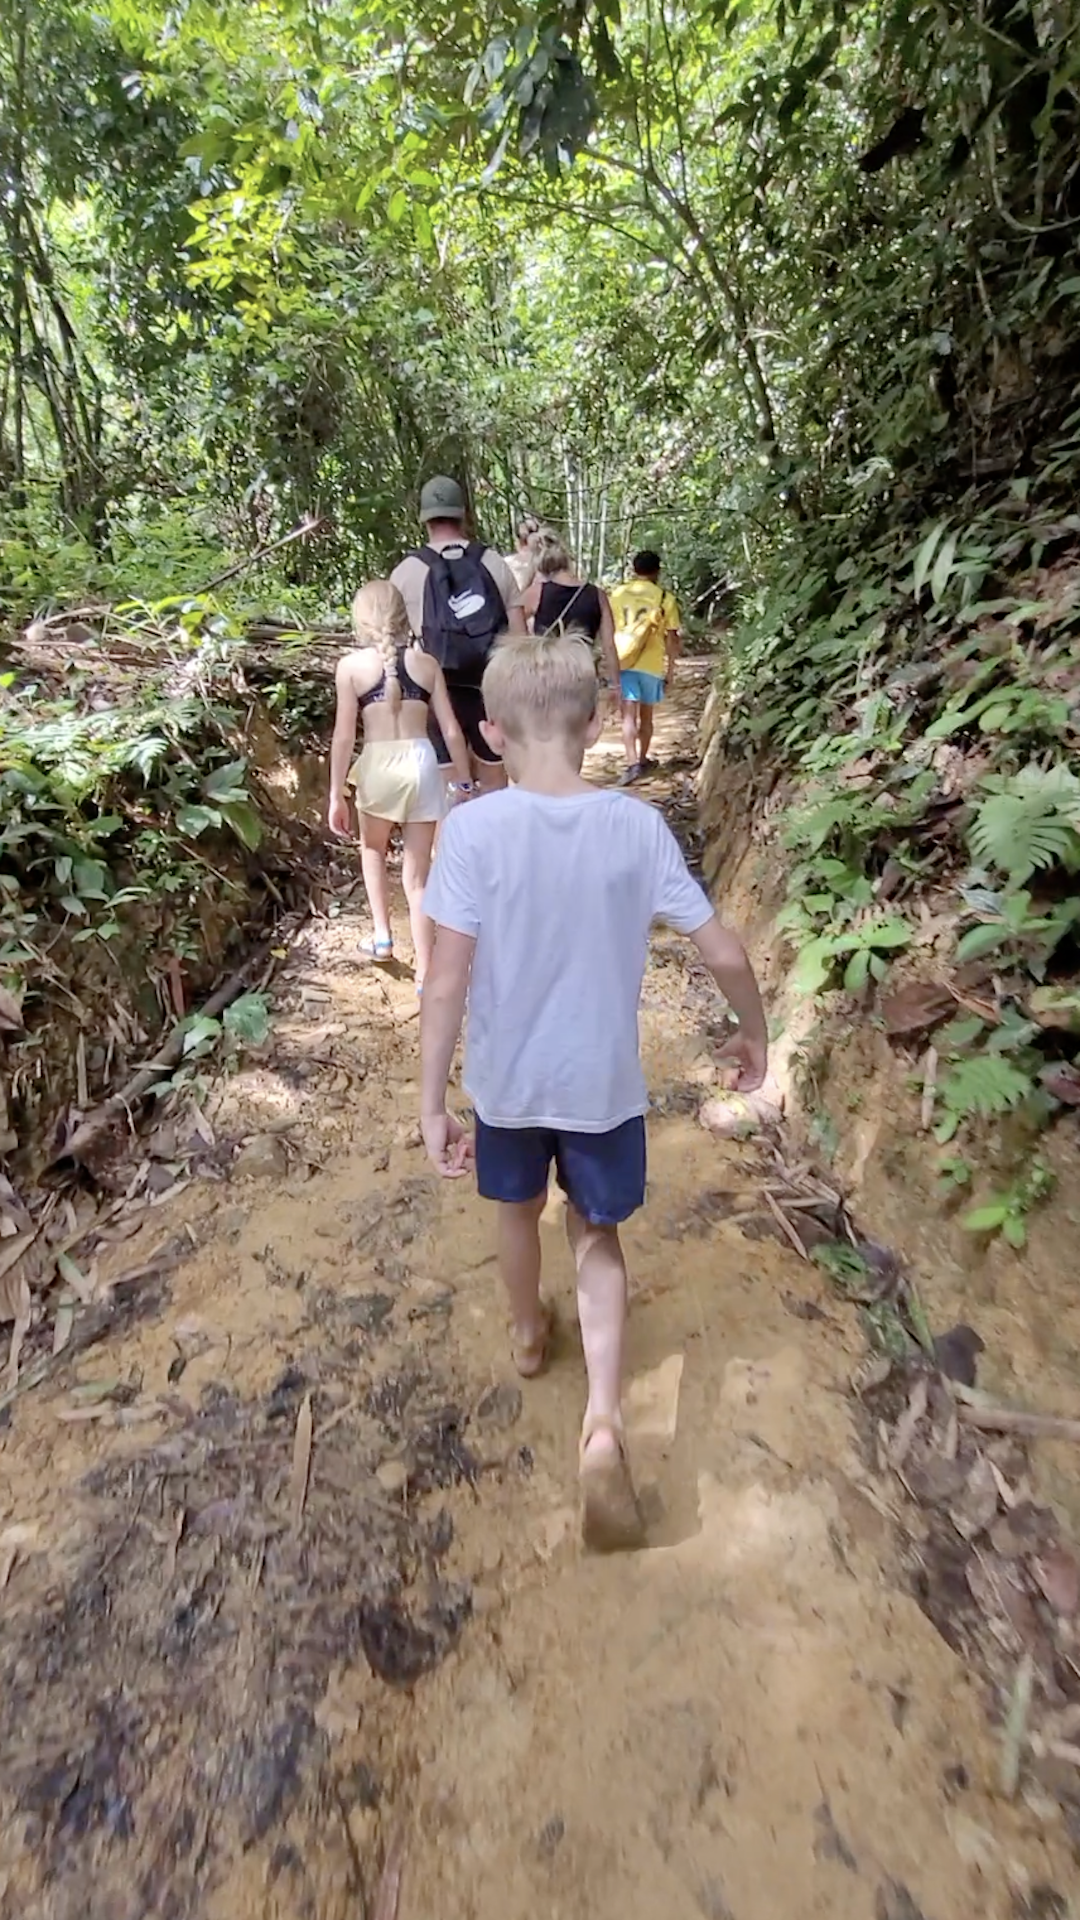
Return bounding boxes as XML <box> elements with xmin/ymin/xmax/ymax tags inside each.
<box><xmin>608</xmin><ymin>550</ymin><xmax>681</xmax><ymax>785</ymax></box>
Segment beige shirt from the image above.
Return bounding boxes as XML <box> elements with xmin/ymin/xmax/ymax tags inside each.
<box><xmin>391</xmin><ymin>534</ymin><xmax>521</xmax><ymax>641</ymax></box>
<box><xmin>504</xmin><ymin>547</ymin><xmax>537</xmax><ymax>592</ymax></box>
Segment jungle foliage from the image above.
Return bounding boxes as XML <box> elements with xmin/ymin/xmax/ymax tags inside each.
<box><xmin>2</xmin><ymin>0</ymin><xmax>1080</xmax><ymax>1214</ymax></box>
<box><xmin>2</xmin><ymin>0</ymin><xmax>1073</xmax><ymax>608</ymax></box>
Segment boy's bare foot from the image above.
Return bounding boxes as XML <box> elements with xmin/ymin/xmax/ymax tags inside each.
<box><xmin>579</xmin><ymin>1415</ymin><xmax>645</xmax><ymax>1553</ymax></box>
<box><xmin>510</xmin><ymin>1302</ymin><xmax>553</xmax><ymax>1378</ymax></box>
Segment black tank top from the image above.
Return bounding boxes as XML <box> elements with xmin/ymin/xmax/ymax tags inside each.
<box><xmin>357</xmin><ymin>647</ymin><xmax>431</xmax><ymax>710</ymax></box>
<box><xmin>535</xmin><ymin>580</ymin><xmax>603</xmax><ymax>640</ymax></box>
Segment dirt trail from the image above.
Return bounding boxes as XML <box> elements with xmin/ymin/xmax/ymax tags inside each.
<box><xmin>0</xmin><ymin>672</ymin><xmax>1073</xmax><ymax>1919</ymax></box>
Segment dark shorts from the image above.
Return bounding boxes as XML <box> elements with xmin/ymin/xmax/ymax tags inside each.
<box><xmin>428</xmin><ymin>683</ymin><xmax>501</xmax><ymax>767</ymax></box>
<box><xmin>474</xmin><ymin>1115</ymin><xmax>646</xmax><ymax>1226</ymax></box>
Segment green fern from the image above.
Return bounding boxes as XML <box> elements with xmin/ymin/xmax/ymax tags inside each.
<box><xmin>938</xmin><ymin>1055</ymin><xmax>1032</xmax><ymax>1119</ymax></box>
<box><xmin>968</xmin><ymin>765</ymin><xmax>1080</xmax><ymax>883</ymax></box>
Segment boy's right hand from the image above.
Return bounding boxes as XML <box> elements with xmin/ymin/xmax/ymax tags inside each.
<box><xmin>715</xmin><ymin>1029</ymin><xmax>768</xmax><ymax>1093</ymax></box>
<box><xmin>421</xmin><ymin>1110</ymin><xmax>474</xmax><ymax>1178</ymax></box>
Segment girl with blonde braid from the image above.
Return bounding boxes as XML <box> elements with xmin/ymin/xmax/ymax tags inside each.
<box><xmin>328</xmin><ymin>581</ymin><xmax>473</xmax><ymax>987</ymax></box>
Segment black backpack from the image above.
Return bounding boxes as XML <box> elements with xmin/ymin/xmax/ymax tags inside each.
<box><xmin>413</xmin><ymin>541</ymin><xmax>507</xmax><ymax>682</ymax></box>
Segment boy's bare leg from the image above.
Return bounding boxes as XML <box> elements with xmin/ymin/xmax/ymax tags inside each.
<box><xmin>621</xmin><ymin>699</ymin><xmax>640</xmax><ymax>768</ymax></box>
<box><xmin>497</xmin><ymin>1195</ymin><xmax>549</xmax><ymax>1371</ymax></box>
<box><xmin>566</xmin><ymin>1204</ymin><xmax>644</xmax><ymax>1549</ymax></box>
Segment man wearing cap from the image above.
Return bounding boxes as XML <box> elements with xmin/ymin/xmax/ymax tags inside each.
<box><xmin>391</xmin><ymin>477</ymin><xmax>526</xmax><ymax>793</ymax></box>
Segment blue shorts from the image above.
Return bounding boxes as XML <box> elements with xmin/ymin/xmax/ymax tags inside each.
<box><xmin>620</xmin><ymin>669</ymin><xmax>665</xmax><ymax>705</ymax></box>
<box><xmin>474</xmin><ymin>1115</ymin><xmax>646</xmax><ymax>1226</ymax></box>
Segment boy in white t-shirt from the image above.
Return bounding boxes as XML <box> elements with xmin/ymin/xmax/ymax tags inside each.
<box><xmin>419</xmin><ymin>630</ymin><xmax>768</xmax><ymax>1551</ymax></box>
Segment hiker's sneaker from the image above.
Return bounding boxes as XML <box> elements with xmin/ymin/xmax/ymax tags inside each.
<box><xmin>618</xmin><ymin>762</ymin><xmax>644</xmax><ymax>786</ymax></box>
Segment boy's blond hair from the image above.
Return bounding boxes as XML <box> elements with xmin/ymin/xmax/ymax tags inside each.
<box><xmin>482</xmin><ymin>629</ymin><xmax>597</xmax><ymax>741</ymax></box>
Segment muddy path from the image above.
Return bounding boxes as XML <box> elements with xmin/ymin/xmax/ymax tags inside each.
<box><xmin>0</xmin><ymin>669</ymin><xmax>1075</xmax><ymax>1920</ymax></box>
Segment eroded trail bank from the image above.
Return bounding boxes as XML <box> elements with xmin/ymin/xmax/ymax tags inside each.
<box><xmin>0</xmin><ymin>673</ymin><xmax>1075</xmax><ymax>1920</ymax></box>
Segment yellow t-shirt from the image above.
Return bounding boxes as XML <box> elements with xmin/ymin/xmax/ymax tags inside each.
<box><xmin>608</xmin><ymin>579</ymin><xmax>680</xmax><ymax>678</ymax></box>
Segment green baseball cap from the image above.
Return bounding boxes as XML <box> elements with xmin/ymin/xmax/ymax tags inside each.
<box><xmin>419</xmin><ymin>475</ymin><xmax>466</xmax><ymax>521</ymax></box>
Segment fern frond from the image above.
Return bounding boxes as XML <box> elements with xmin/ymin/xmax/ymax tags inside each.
<box><xmin>940</xmin><ymin>1055</ymin><xmax>1031</xmax><ymax>1118</ymax></box>
<box><xmin>968</xmin><ymin>764</ymin><xmax>1080</xmax><ymax>883</ymax></box>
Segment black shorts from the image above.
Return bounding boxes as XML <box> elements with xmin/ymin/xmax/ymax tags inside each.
<box><xmin>428</xmin><ymin>682</ymin><xmax>501</xmax><ymax>767</ymax></box>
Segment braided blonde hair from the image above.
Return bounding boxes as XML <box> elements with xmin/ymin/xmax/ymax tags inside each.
<box><xmin>351</xmin><ymin>580</ymin><xmax>412</xmax><ymax>710</ymax></box>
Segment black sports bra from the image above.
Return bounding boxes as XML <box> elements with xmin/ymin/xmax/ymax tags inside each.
<box><xmin>358</xmin><ymin>647</ymin><xmax>431</xmax><ymax>710</ymax></box>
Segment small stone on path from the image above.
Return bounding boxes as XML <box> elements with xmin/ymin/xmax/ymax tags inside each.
<box><xmin>476</xmin><ymin>1383</ymin><xmax>523</xmax><ymax>1430</ymax></box>
<box><xmin>232</xmin><ymin>1135</ymin><xmax>289</xmax><ymax>1180</ymax></box>
<box><xmin>699</xmin><ymin>1090</ymin><xmax>782</xmax><ymax>1138</ymax></box>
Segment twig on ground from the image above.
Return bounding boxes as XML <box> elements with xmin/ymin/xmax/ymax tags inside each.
<box><xmin>1001</xmin><ymin>1651</ymin><xmax>1034</xmax><ymax>1798</ymax></box>
<box><xmin>920</xmin><ymin>1046</ymin><xmax>938</xmax><ymax>1131</ymax></box>
<box><xmin>889</xmin><ymin>1377</ymin><xmax>929</xmax><ymax>1471</ymax></box>
<box><xmin>958</xmin><ymin>1403</ymin><xmax>1080</xmax><ymax>1443</ymax></box>
<box><xmin>762</xmin><ymin>1188</ymin><xmax>809</xmax><ymax>1259</ymax></box>
<box><xmin>373</xmin><ymin>1831</ymin><xmax>406</xmax><ymax>1920</ymax></box>
<box><xmin>315</xmin><ymin>1397</ymin><xmax>362</xmax><ymax>1442</ymax></box>
<box><xmin>1032</xmin><ymin>1736</ymin><xmax>1080</xmax><ymax>1768</ymax></box>
<box><xmin>950</xmin><ymin>1380</ymin><xmax>1080</xmax><ymax>1441</ymax></box>
<box><xmin>290</xmin><ymin>1392</ymin><xmax>313</xmax><ymax>1537</ymax></box>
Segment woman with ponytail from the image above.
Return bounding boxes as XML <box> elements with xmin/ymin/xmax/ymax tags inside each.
<box><xmin>328</xmin><ymin>581</ymin><xmax>472</xmax><ymax>987</ymax></box>
<box><xmin>521</xmin><ymin>528</ymin><xmax>621</xmax><ymax>701</ymax></box>
<box><xmin>504</xmin><ymin>512</ymin><xmax>541</xmax><ymax>593</ymax></box>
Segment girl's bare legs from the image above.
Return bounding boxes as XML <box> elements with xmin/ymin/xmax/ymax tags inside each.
<box><xmin>496</xmin><ymin>1195</ymin><xmax>548</xmax><ymax>1365</ymax></box>
<box><xmin>359</xmin><ymin>813</ymin><xmax>393</xmax><ymax>948</ymax></box>
<box><xmin>401</xmin><ymin>820</ymin><xmax>437</xmax><ymax>987</ymax></box>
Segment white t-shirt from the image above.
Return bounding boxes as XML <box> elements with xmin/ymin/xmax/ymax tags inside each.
<box><xmin>423</xmin><ymin>787</ymin><xmax>713</xmax><ymax>1132</ymax></box>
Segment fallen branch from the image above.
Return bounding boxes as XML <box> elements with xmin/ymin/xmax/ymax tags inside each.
<box><xmin>194</xmin><ymin>513</ymin><xmax>329</xmax><ymax>595</ymax></box>
<box><xmin>0</xmin><ymin>1251</ymin><xmax>181</xmax><ymax>1415</ymax></box>
<box><xmin>958</xmin><ymin>1403</ymin><xmax>1080</xmax><ymax>1444</ymax></box>
<box><xmin>244</xmin><ymin>622</ymin><xmax>349</xmax><ymax>645</ymax></box>
<box><xmin>47</xmin><ymin>941</ymin><xmax>279</xmax><ymax>1174</ymax></box>
<box><xmin>951</xmin><ymin>1381</ymin><xmax>1080</xmax><ymax>1443</ymax></box>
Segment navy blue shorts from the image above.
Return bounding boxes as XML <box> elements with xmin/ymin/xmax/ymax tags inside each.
<box><xmin>474</xmin><ymin>1115</ymin><xmax>646</xmax><ymax>1226</ymax></box>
